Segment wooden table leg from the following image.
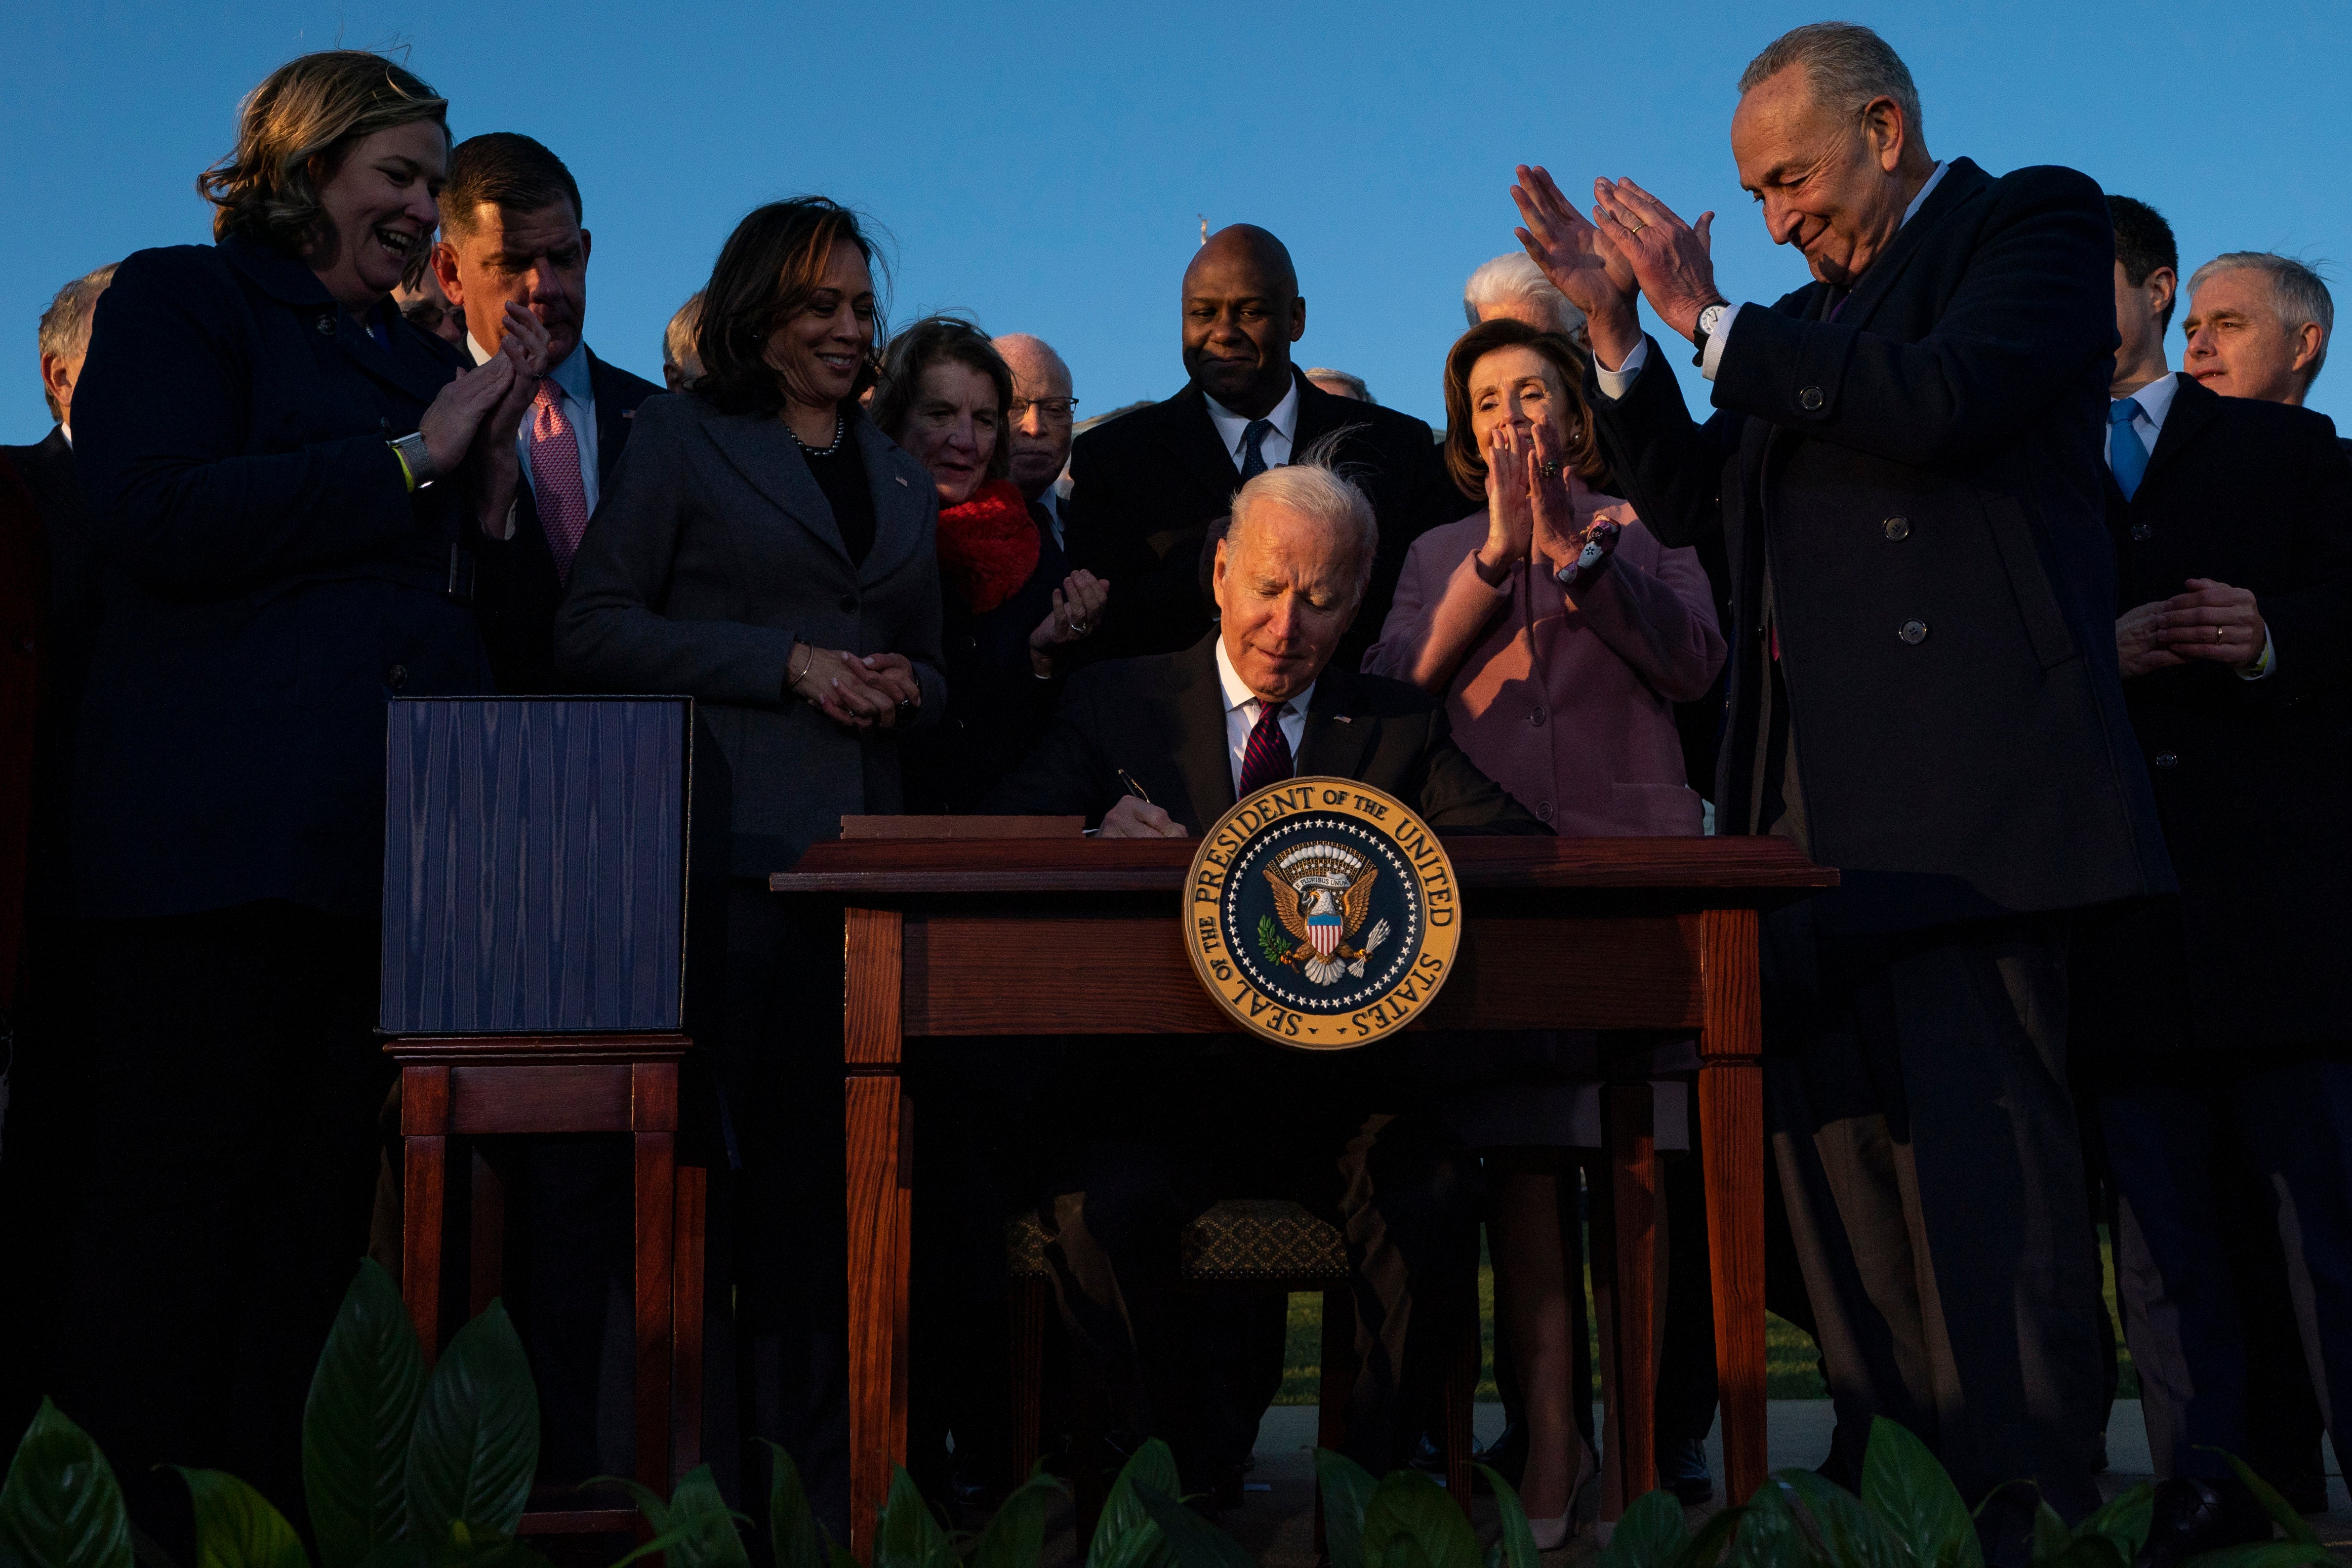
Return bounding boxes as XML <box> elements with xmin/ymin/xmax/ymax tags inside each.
<box><xmin>843</xmin><ymin>908</ymin><xmax>908</xmax><ymax>1563</ymax></box>
<box><xmin>632</xmin><ymin>1063</ymin><xmax>678</xmax><ymax>1496</ymax></box>
<box><xmin>1698</xmin><ymin>908</ymin><xmax>1766</xmax><ymax>1504</ymax></box>
<box><xmin>1603</xmin><ymin>1080</ymin><xmax>1659</xmax><ymax>1509</ymax></box>
<box><xmin>673</xmin><ymin>1163</ymin><xmax>707</xmax><ymax>1487</ymax></box>
<box><xmin>401</xmin><ymin>1065</ymin><xmax>451</xmax><ymax>1366</ymax></box>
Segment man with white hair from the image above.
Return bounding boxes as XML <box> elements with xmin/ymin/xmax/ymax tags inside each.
<box><xmin>1512</xmin><ymin>20</ymin><xmax>2173</xmax><ymax>1512</ymax></box>
<box><xmin>985</xmin><ymin>448</ymin><xmax>1541</xmax><ymax>1498</ymax></box>
<box><xmin>2183</xmin><ymin>252</ymin><xmax>2333</xmax><ymax>408</ymax></box>
<box><xmin>992</xmin><ymin>332</ymin><xmax>1078</xmax><ymax>543</ymax></box>
<box><xmin>661</xmin><ymin>289</ymin><xmax>703</xmax><ymax>393</ymax></box>
<box><xmin>1463</xmin><ymin>251</ymin><xmax>1585</xmax><ymax>337</ymax></box>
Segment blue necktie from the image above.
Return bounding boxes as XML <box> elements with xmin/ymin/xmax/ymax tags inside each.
<box><xmin>1239</xmin><ymin>419</ymin><xmax>1274</xmax><ymax>480</ymax></box>
<box><xmin>2109</xmin><ymin>400</ymin><xmax>2149</xmax><ymax>501</ymax></box>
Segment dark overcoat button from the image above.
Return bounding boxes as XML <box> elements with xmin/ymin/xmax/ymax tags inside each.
<box><xmin>1529</xmin><ymin>706</ymin><xmax>1547</xmax><ymax>726</ymax></box>
<box><xmin>1883</xmin><ymin>517</ymin><xmax>1910</xmax><ymax>541</ymax></box>
<box><xmin>839</xmin><ymin>594</ymin><xmax>857</xmax><ymax>612</ymax></box>
<box><xmin>2130</xmin><ymin>523</ymin><xmax>2152</xmax><ymax>541</ymax></box>
<box><xmin>1899</xmin><ymin>619</ymin><xmax>1928</xmax><ymax>644</ymax></box>
<box><xmin>2154</xmin><ymin>752</ymin><xmax>2179</xmax><ymax>769</ymax></box>
<box><xmin>387</xmin><ymin>664</ymin><xmax>408</xmax><ymax>690</ymax></box>
<box><xmin>1798</xmin><ymin>386</ymin><xmax>1825</xmax><ymax>411</ymax></box>
<box><xmin>317</xmin><ymin>314</ymin><xmax>336</xmax><ymax>335</ymax></box>
<box><xmin>1535</xmin><ymin>800</ymin><xmax>1555</xmax><ymax>822</ymax></box>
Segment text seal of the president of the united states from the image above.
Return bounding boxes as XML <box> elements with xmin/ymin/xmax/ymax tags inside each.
<box><xmin>1184</xmin><ymin>776</ymin><xmax>1462</xmax><ymax>1049</ymax></box>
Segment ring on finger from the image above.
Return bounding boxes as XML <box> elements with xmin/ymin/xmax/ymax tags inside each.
<box><xmin>1540</xmin><ymin>458</ymin><xmax>1562</xmax><ymax>478</ymax></box>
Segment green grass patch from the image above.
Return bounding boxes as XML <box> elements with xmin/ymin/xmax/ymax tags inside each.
<box><xmin>1274</xmin><ymin>1226</ymin><xmax>2138</xmax><ymax>1404</ymax></box>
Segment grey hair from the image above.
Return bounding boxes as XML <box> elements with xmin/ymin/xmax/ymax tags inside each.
<box><xmin>38</xmin><ymin>263</ymin><xmax>119</xmax><ymax>420</ymax></box>
<box><xmin>1738</xmin><ymin>22</ymin><xmax>1924</xmax><ymax>145</ymax></box>
<box><xmin>663</xmin><ymin>289</ymin><xmax>704</xmax><ymax>377</ymax></box>
<box><xmin>2189</xmin><ymin>251</ymin><xmax>2335</xmax><ymax>385</ymax></box>
<box><xmin>1304</xmin><ymin>366</ymin><xmax>1375</xmax><ymax>403</ymax></box>
<box><xmin>1226</xmin><ymin>429</ymin><xmax>1379</xmax><ymax>598</ymax></box>
<box><xmin>1462</xmin><ymin>251</ymin><xmax>1584</xmax><ymax>335</ymax></box>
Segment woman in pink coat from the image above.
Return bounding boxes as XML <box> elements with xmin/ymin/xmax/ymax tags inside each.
<box><xmin>1366</xmin><ymin>317</ymin><xmax>1724</xmax><ymax>1541</ymax></box>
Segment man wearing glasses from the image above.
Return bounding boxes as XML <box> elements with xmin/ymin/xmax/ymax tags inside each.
<box><xmin>993</xmin><ymin>333</ymin><xmax>1079</xmax><ymax>546</ymax></box>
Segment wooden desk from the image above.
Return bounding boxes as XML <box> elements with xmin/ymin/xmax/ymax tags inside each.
<box><xmin>772</xmin><ymin>836</ymin><xmax>1832</xmax><ymax>1556</ymax></box>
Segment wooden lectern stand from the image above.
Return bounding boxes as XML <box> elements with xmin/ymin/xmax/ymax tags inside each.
<box><xmin>771</xmin><ymin>836</ymin><xmax>1832</xmax><ymax>1558</ymax></box>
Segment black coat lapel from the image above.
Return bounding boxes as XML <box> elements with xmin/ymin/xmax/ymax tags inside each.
<box><xmin>1166</xmin><ymin>385</ymin><xmax>1251</xmax><ymax>520</ymax></box>
<box><xmin>2143</xmin><ymin>373</ymin><xmax>2220</xmax><ymax>485</ymax></box>
<box><xmin>1840</xmin><ymin>158</ymin><xmax>1991</xmax><ymax>335</ymax></box>
<box><xmin>587</xmin><ymin>350</ymin><xmax>634</xmax><ymax>483</ymax></box>
<box><xmin>1166</xmin><ymin>635</ymin><xmax>1238</xmax><ymax>829</ymax></box>
<box><xmin>852</xmin><ymin>413</ymin><xmax>926</xmax><ymax>587</ymax></box>
<box><xmin>1297</xmin><ymin>669</ymin><xmax>1377</xmax><ymax>781</ymax></box>
<box><xmin>704</xmin><ymin>412</ymin><xmax>851</xmax><ymax>563</ymax></box>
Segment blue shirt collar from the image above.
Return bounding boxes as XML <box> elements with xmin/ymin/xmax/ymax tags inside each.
<box><xmin>468</xmin><ymin>334</ymin><xmax>596</xmax><ymax>408</ymax></box>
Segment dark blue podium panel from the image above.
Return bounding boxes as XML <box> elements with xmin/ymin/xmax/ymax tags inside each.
<box><xmin>381</xmin><ymin>698</ymin><xmax>690</xmax><ymax>1035</ymax></box>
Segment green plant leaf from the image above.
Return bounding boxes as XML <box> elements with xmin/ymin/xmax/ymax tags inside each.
<box><xmin>1130</xmin><ymin>1484</ymin><xmax>1255</xmax><ymax>1568</ymax></box>
<box><xmin>1598</xmin><ymin>1491</ymin><xmax>1689</xmax><ymax>1568</ymax></box>
<box><xmin>1779</xmin><ymin>1470</ymin><xmax>1909</xmax><ymax>1568</ymax></box>
<box><xmin>1737</xmin><ymin>1478</ymin><xmax>1829</xmax><ymax>1568</ymax></box>
<box><xmin>305</xmin><ymin>1261</ymin><xmax>427</xmax><ymax>1568</ymax></box>
<box><xmin>870</xmin><ymin>1467</ymin><xmax>955</xmax><ymax>1568</ymax></box>
<box><xmin>758</xmin><ymin>1441</ymin><xmax>832</xmax><ymax>1568</ymax></box>
<box><xmin>1091</xmin><ymin>1439</ymin><xmax>1181</xmax><ymax>1568</ymax></box>
<box><xmin>969</xmin><ymin>1471</ymin><xmax>1058</xmax><ymax>1568</ymax></box>
<box><xmin>2071</xmin><ymin>1483</ymin><xmax>2153</xmax><ymax>1566</ymax></box>
<box><xmin>1474</xmin><ymin>1467</ymin><xmax>1538</xmax><ymax>1568</ymax></box>
<box><xmin>2180</xmin><ymin>1543</ymin><xmax>2343</xmax><ymax>1568</ymax></box>
<box><xmin>651</xmin><ymin>1467</ymin><xmax>749</xmax><ymax>1568</ymax></box>
<box><xmin>1311</xmin><ymin>1450</ymin><xmax>1379</xmax><ymax>1568</ymax></box>
<box><xmin>0</xmin><ymin>1399</ymin><xmax>134</xmax><ymax>1568</ymax></box>
<box><xmin>1858</xmin><ymin>1417</ymin><xmax>1982</xmax><ymax>1568</ymax></box>
<box><xmin>170</xmin><ymin>1469</ymin><xmax>309</xmax><ymax>1568</ymax></box>
<box><xmin>2204</xmin><ymin>1451</ymin><xmax>2323</xmax><ymax>1549</ymax></box>
<box><xmin>351</xmin><ymin>1540</ymin><xmax>429</xmax><ymax>1568</ymax></box>
<box><xmin>1672</xmin><ymin>1505</ymin><xmax>1751</xmax><ymax>1568</ymax></box>
<box><xmin>1359</xmin><ymin>1469</ymin><xmax>1480</xmax><ymax>1568</ymax></box>
<box><xmin>403</xmin><ymin>1302</ymin><xmax>539</xmax><ymax>1545</ymax></box>
<box><xmin>428</xmin><ymin>1524</ymin><xmax>555</xmax><ymax>1568</ymax></box>
<box><xmin>2028</xmin><ymin>1500</ymin><xmax>2073</xmax><ymax>1568</ymax></box>
<box><xmin>2030</xmin><ymin>1537</ymin><xmax>2125</xmax><ymax>1568</ymax></box>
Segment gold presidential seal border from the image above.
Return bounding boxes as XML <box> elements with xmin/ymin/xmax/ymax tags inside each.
<box><xmin>1183</xmin><ymin>776</ymin><xmax>1463</xmax><ymax>1051</ymax></box>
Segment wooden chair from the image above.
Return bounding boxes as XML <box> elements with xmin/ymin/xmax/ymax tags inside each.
<box><xmin>1007</xmin><ymin>1198</ymin><xmax>1480</xmax><ymax>1544</ymax></box>
<box><xmin>391</xmin><ymin>1031</ymin><xmax>706</xmax><ymax>1535</ymax></box>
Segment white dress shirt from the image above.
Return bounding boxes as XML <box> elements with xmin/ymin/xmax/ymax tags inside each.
<box><xmin>1205</xmin><ymin>380</ymin><xmax>1299</xmax><ymax>472</ymax></box>
<box><xmin>470</xmin><ymin>334</ymin><xmax>600</xmax><ymax>518</ymax></box>
<box><xmin>1599</xmin><ymin>160</ymin><xmax>1952</xmax><ymax>397</ymax></box>
<box><xmin>2112</xmin><ymin>371</ymin><xmax>2275</xmax><ymax>680</ymax></box>
<box><xmin>1215</xmin><ymin>635</ymin><xmax>1312</xmax><ymax>792</ymax></box>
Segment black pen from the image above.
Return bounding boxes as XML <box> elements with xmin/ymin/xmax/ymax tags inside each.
<box><xmin>1117</xmin><ymin>768</ymin><xmax>1154</xmax><ymax>805</ymax></box>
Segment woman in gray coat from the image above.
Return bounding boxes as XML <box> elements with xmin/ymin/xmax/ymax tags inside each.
<box><xmin>555</xmin><ymin>198</ymin><xmax>942</xmax><ymax>1534</ymax></box>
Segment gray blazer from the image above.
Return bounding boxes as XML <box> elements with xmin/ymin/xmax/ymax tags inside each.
<box><xmin>555</xmin><ymin>394</ymin><xmax>946</xmax><ymax>874</ymax></box>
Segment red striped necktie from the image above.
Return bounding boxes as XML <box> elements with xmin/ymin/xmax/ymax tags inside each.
<box><xmin>1237</xmin><ymin>700</ymin><xmax>1293</xmax><ymax>796</ymax></box>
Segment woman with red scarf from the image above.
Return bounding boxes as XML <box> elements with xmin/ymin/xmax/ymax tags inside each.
<box><xmin>878</xmin><ymin>317</ymin><xmax>1105</xmax><ymax>813</ymax></box>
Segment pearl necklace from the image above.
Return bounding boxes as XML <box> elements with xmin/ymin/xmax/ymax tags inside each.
<box><xmin>792</xmin><ymin>409</ymin><xmax>846</xmax><ymax>457</ymax></box>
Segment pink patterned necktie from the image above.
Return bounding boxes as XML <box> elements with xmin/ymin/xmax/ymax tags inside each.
<box><xmin>1237</xmin><ymin>700</ymin><xmax>1293</xmax><ymax>796</ymax></box>
<box><xmin>529</xmin><ymin>378</ymin><xmax>590</xmax><ymax>581</ymax></box>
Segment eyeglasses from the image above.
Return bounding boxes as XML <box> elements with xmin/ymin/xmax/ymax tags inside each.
<box><xmin>1008</xmin><ymin>397</ymin><xmax>1080</xmax><ymax>423</ymax></box>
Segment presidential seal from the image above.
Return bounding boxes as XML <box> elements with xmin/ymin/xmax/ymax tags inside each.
<box><xmin>1184</xmin><ymin>777</ymin><xmax>1461</xmax><ymax>1049</ymax></box>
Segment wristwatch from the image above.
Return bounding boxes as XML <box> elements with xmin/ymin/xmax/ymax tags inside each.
<box><xmin>389</xmin><ymin>431</ymin><xmax>435</xmax><ymax>491</ymax></box>
<box><xmin>1689</xmin><ymin>300</ymin><xmax>1731</xmax><ymax>367</ymax></box>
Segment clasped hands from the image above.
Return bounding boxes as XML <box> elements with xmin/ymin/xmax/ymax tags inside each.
<box><xmin>788</xmin><ymin>643</ymin><xmax>923</xmax><ymax>730</ymax></box>
<box><xmin>413</xmin><ymin>301</ymin><xmax>552</xmax><ymax>534</ymax></box>
<box><xmin>2117</xmin><ymin>579</ymin><xmax>2268</xmax><ymax>679</ymax></box>
<box><xmin>1475</xmin><ymin>420</ymin><xmax>1620</xmax><ymax>591</ymax></box>
<box><xmin>1508</xmin><ymin>163</ymin><xmax>1720</xmax><ymax>372</ymax></box>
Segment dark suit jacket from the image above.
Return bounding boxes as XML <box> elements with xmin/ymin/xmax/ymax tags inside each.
<box><xmin>0</xmin><ymin>431</ymin><xmax>100</xmax><ymax>961</ymax></box>
<box><xmin>555</xmin><ymin>397</ymin><xmax>945</xmax><ymax>875</ymax></box>
<box><xmin>2073</xmin><ymin>374</ymin><xmax>2352</xmax><ymax>1052</ymax></box>
<box><xmin>982</xmin><ymin>632</ymin><xmax>1548</xmax><ymax>837</ymax></box>
<box><xmin>474</xmin><ymin>348</ymin><xmax>663</xmax><ymax>693</ymax></box>
<box><xmin>71</xmin><ymin>238</ymin><xmax>491</xmax><ymax>921</ymax></box>
<box><xmin>1588</xmin><ymin>158</ymin><xmax>2172</xmax><ymax>932</ymax></box>
<box><xmin>1063</xmin><ymin>366</ymin><xmax>1460</xmax><ymax>672</ymax></box>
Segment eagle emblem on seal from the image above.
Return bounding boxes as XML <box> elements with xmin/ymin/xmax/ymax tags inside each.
<box><xmin>1260</xmin><ymin>842</ymin><xmax>1393</xmax><ymax>986</ymax></box>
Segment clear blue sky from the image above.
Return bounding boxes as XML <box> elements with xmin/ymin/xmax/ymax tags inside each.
<box><xmin>7</xmin><ymin>0</ymin><xmax>2349</xmax><ymax>443</ymax></box>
